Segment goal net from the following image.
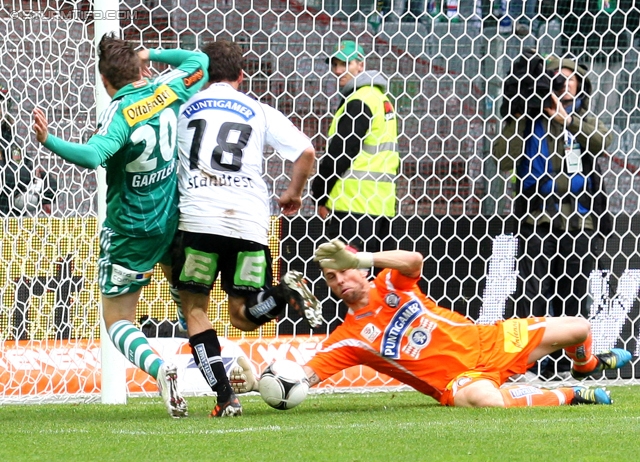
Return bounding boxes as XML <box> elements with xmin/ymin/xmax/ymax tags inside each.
<box><xmin>1</xmin><ymin>0</ymin><xmax>639</xmax><ymax>403</ymax></box>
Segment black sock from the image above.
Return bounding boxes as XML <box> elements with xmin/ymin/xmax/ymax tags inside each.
<box><xmin>189</xmin><ymin>329</ymin><xmax>232</xmax><ymax>403</ymax></box>
<box><xmin>244</xmin><ymin>288</ymin><xmax>287</xmax><ymax>325</ymax></box>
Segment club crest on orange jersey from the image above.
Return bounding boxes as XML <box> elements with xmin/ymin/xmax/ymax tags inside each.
<box><xmin>403</xmin><ymin>318</ymin><xmax>436</xmax><ymax>358</ymax></box>
<box><xmin>385</xmin><ymin>293</ymin><xmax>400</xmax><ymax>307</ymax></box>
<box><xmin>406</xmin><ymin>328</ymin><xmax>430</xmax><ymax>353</ymax></box>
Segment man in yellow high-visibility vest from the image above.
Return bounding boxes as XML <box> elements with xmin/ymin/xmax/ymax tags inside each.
<box><xmin>311</xmin><ymin>40</ymin><xmax>400</xmax><ymax>260</ymax></box>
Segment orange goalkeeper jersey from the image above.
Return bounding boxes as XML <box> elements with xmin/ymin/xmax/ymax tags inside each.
<box><xmin>308</xmin><ymin>268</ymin><xmax>510</xmax><ymax>403</ymax></box>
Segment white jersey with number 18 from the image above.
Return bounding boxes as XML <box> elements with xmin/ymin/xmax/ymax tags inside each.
<box><xmin>177</xmin><ymin>82</ymin><xmax>312</xmax><ymax>245</ymax></box>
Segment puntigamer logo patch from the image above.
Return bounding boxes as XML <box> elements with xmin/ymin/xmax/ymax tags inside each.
<box><xmin>123</xmin><ymin>84</ymin><xmax>178</xmax><ymax>126</ymax></box>
<box><xmin>381</xmin><ymin>300</ymin><xmax>422</xmax><ymax>359</ymax></box>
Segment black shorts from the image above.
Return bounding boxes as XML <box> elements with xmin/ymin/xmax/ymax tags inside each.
<box><xmin>172</xmin><ymin>231</ymin><xmax>273</xmax><ymax>297</ymax></box>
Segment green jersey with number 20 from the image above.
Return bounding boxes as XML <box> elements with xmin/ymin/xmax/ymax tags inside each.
<box><xmin>43</xmin><ymin>49</ymin><xmax>208</xmax><ymax>237</ymax></box>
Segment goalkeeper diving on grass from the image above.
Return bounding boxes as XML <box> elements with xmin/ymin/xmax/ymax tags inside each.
<box><xmin>231</xmin><ymin>239</ymin><xmax>633</xmax><ymax>407</ymax></box>
<box><xmin>32</xmin><ymin>33</ymin><xmax>209</xmax><ymax>418</ymax></box>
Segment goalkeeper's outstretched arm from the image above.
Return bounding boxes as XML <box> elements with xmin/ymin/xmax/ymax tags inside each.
<box><xmin>313</xmin><ymin>238</ymin><xmax>423</xmax><ymax>278</ymax></box>
<box><xmin>303</xmin><ymin>365</ymin><xmax>321</xmax><ymax>387</ymax></box>
<box><xmin>368</xmin><ymin>249</ymin><xmax>423</xmax><ymax>278</ymax></box>
<box><xmin>229</xmin><ymin>360</ymin><xmax>322</xmax><ymax>394</ymax></box>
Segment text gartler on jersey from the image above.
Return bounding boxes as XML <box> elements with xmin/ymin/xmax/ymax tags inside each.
<box><xmin>131</xmin><ymin>159</ymin><xmax>176</xmax><ymax>188</ymax></box>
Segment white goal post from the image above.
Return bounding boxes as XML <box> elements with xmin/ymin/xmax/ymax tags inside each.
<box><xmin>0</xmin><ymin>0</ymin><xmax>639</xmax><ymax>404</ymax></box>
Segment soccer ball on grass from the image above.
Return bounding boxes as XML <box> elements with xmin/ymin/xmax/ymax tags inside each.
<box><xmin>259</xmin><ymin>359</ymin><xmax>309</xmax><ymax>410</ymax></box>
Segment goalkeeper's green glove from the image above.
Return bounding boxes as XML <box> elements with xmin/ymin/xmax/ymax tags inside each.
<box><xmin>313</xmin><ymin>239</ymin><xmax>374</xmax><ymax>270</ymax></box>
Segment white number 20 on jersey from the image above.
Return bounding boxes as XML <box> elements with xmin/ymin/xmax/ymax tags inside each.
<box><xmin>125</xmin><ymin>108</ymin><xmax>177</xmax><ymax>173</ymax></box>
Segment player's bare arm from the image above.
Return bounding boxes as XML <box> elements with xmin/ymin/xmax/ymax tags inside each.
<box><xmin>137</xmin><ymin>48</ymin><xmax>150</xmax><ymax>62</ymax></box>
<box><xmin>32</xmin><ymin>108</ymin><xmax>49</xmax><ymax>144</ymax></box>
<box><xmin>303</xmin><ymin>366</ymin><xmax>321</xmax><ymax>387</ymax></box>
<box><xmin>137</xmin><ymin>49</ymin><xmax>152</xmax><ymax>78</ymax></box>
<box><xmin>314</xmin><ymin>238</ymin><xmax>423</xmax><ymax>278</ymax></box>
<box><xmin>230</xmin><ymin>359</ymin><xmax>322</xmax><ymax>393</ymax></box>
<box><xmin>371</xmin><ymin>250</ymin><xmax>423</xmax><ymax>278</ymax></box>
<box><xmin>278</xmin><ymin>146</ymin><xmax>315</xmax><ymax>215</ymax></box>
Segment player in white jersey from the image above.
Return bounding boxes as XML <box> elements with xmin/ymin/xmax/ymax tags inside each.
<box><xmin>173</xmin><ymin>40</ymin><xmax>321</xmax><ymax>417</ymax></box>
<box><xmin>177</xmin><ymin>79</ymin><xmax>303</xmax><ymax>245</ymax></box>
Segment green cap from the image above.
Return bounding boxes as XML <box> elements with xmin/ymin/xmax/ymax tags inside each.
<box><xmin>330</xmin><ymin>40</ymin><xmax>365</xmax><ymax>63</ymax></box>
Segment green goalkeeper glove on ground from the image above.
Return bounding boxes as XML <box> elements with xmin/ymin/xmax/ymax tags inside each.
<box><xmin>313</xmin><ymin>239</ymin><xmax>374</xmax><ymax>270</ymax></box>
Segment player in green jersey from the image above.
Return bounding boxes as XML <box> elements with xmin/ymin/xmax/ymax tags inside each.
<box><xmin>32</xmin><ymin>33</ymin><xmax>208</xmax><ymax>418</ymax></box>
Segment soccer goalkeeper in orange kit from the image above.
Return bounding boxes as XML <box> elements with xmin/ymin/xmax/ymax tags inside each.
<box><xmin>232</xmin><ymin>239</ymin><xmax>632</xmax><ymax>408</ymax></box>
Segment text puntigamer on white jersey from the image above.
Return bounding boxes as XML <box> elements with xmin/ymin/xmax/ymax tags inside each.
<box><xmin>177</xmin><ymin>82</ymin><xmax>312</xmax><ymax>245</ymax></box>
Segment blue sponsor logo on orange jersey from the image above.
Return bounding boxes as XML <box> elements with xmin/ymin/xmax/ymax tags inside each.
<box><xmin>381</xmin><ymin>300</ymin><xmax>422</xmax><ymax>359</ymax></box>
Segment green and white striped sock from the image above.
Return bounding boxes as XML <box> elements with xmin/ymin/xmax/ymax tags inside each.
<box><xmin>108</xmin><ymin>320</ymin><xmax>163</xmax><ymax>379</ymax></box>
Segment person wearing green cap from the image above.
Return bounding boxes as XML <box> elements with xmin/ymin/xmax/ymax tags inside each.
<box><xmin>311</xmin><ymin>40</ymin><xmax>400</xmax><ymax>291</ymax></box>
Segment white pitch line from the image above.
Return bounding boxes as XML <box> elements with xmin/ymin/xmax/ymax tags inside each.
<box><xmin>19</xmin><ymin>414</ymin><xmax>640</xmax><ymax>437</ymax></box>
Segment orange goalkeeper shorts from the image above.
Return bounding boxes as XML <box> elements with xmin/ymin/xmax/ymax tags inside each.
<box><xmin>440</xmin><ymin>317</ymin><xmax>547</xmax><ymax>406</ymax></box>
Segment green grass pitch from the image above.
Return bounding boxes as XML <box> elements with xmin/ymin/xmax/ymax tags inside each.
<box><xmin>1</xmin><ymin>387</ymin><xmax>639</xmax><ymax>461</ymax></box>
